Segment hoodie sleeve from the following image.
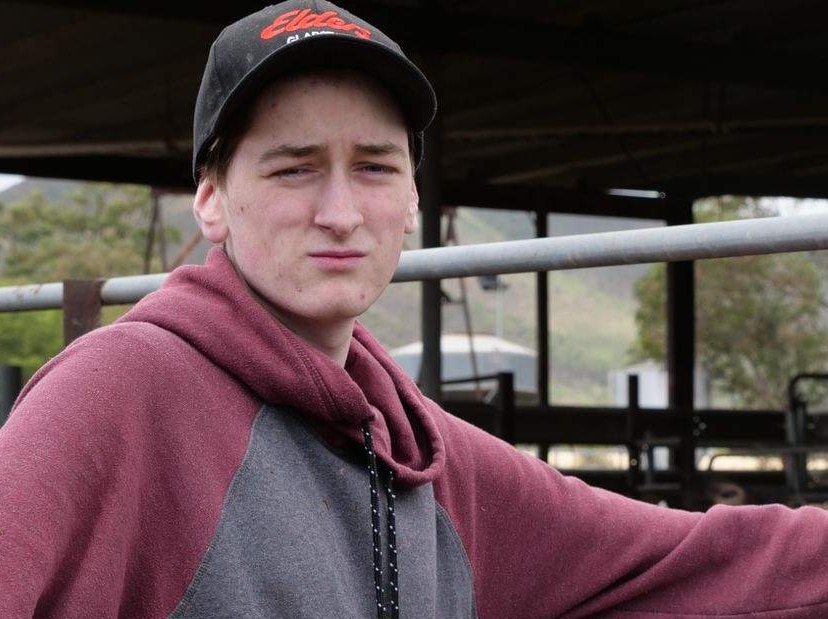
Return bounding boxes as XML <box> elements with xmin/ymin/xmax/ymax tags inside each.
<box><xmin>432</xmin><ymin>410</ymin><xmax>828</xmax><ymax>618</ymax></box>
<box><xmin>0</xmin><ymin>324</ymin><xmax>258</xmax><ymax>618</ymax></box>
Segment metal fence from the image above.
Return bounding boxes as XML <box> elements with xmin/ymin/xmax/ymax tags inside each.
<box><xmin>2</xmin><ymin>213</ymin><xmax>828</xmax><ymax>312</ymax></box>
<box><xmin>2</xmin><ymin>212</ymin><xmax>827</xmax><ymax>507</ymax></box>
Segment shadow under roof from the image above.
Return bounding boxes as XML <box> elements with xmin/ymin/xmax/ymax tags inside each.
<box><xmin>2</xmin><ymin>0</ymin><xmax>828</xmax><ymax>213</ymax></box>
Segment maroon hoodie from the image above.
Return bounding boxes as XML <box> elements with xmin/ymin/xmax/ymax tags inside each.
<box><xmin>1</xmin><ymin>247</ymin><xmax>828</xmax><ymax>618</ymax></box>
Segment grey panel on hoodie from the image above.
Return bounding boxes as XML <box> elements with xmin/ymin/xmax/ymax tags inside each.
<box><xmin>169</xmin><ymin>405</ymin><xmax>477</xmax><ymax>619</ymax></box>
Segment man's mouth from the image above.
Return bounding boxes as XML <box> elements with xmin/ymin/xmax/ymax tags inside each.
<box><xmin>308</xmin><ymin>249</ymin><xmax>366</xmax><ymax>269</ymax></box>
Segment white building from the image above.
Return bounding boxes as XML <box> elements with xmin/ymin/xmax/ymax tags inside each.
<box><xmin>390</xmin><ymin>334</ymin><xmax>537</xmax><ymax>401</ymax></box>
<box><xmin>608</xmin><ymin>360</ymin><xmax>710</xmax><ymax>408</ymax></box>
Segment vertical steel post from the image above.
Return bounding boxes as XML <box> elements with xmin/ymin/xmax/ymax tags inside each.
<box><xmin>419</xmin><ymin>111</ymin><xmax>443</xmax><ymax>400</ymax></box>
<box><xmin>536</xmin><ymin>210</ymin><xmax>551</xmax><ymax>462</ymax></box>
<box><xmin>535</xmin><ymin>210</ymin><xmax>550</xmax><ymax>408</ymax></box>
<box><xmin>497</xmin><ymin>371</ymin><xmax>516</xmax><ymax>444</ymax></box>
<box><xmin>626</xmin><ymin>374</ymin><xmax>641</xmax><ymax>495</ymax></box>
<box><xmin>0</xmin><ymin>364</ymin><xmax>22</xmax><ymax>425</ymax></box>
<box><xmin>666</xmin><ymin>203</ymin><xmax>696</xmax><ymax>507</ymax></box>
<box><xmin>63</xmin><ymin>279</ymin><xmax>104</xmax><ymax>345</ymax></box>
<box><xmin>787</xmin><ymin>396</ymin><xmax>807</xmax><ymax>501</ymax></box>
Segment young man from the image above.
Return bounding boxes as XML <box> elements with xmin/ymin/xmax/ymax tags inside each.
<box><xmin>1</xmin><ymin>2</ymin><xmax>828</xmax><ymax>618</ymax></box>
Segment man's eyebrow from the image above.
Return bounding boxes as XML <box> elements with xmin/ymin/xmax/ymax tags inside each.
<box><xmin>354</xmin><ymin>142</ymin><xmax>407</xmax><ymax>158</ymax></box>
<box><xmin>257</xmin><ymin>143</ymin><xmax>327</xmax><ymax>163</ymax></box>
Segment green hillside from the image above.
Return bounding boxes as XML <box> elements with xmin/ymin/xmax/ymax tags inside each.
<box><xmin>362</xmin><ymin>207</ymin><xmax>646</xmax><ymax>405</ymax></box>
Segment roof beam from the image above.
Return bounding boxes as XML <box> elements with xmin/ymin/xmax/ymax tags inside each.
<box><xmin>0</xmin><ymin>157</ymin><xmax>678</xmax><ymax>218</ymax></box>
<box><xmin>484</xmin><ymin>137</ymin><xmax>724</xmax><ymax>185</ymax></box>
<box><xmin>659</xmin><ymin>175</ymin><xmax>828</xmax><ymax>200</ymax></box>
<box><xmin>442</xmin><ymin>181</ymin><xmax>671</xmax><ymax>219</ymax></box>
<box><xmin>17</xmin><ymin>2</ymin><xmax>828</xmax><ymax>95</ymax></box>
<box><xmin>435</xmin><ymin>15</ymin><xmax>828</xmax><ymax>97</ymax></box>
<box><xmin>0</xmin><ymin>155</ymin><xmax>192</xmax><ymax>188</ymax></box>
<box><xmin>592</xmin><ymin>138</ymin><xmax>828</xmax><ymax>192</ymax></box>
<box><xmin>21</xmin><ymin>155</ymin><xmax>820</xmax><ymax>212</ymax></box>
<box><xmin>0</xmin><ymin>139</ymin><xmax>191</xmax><ymax>158</ymax></box>
<box><xmin>0</xmin><ymin>55</ymin><xmax>202</xmax><ymax>126</ymax></box>
<box><xmin>447</xmin><ymin>117</ymin><xmax>828</xmax><ymax>141</ymax></box>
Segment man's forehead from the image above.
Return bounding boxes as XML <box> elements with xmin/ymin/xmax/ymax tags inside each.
<box><xmin>250</xmin><ymin>69</ymin><xmax>406</xmax><ymax>122</ymax></box>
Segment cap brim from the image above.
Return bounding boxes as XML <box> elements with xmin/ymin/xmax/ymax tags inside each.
<box><xmin>200</xmin><ymin>35</ymin><xmax>436</xmax><ymax>171</ymax></box>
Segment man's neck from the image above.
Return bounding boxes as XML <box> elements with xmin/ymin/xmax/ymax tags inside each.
<box><xmin>228</xmin><ymin>250</ymin><xmax>355</xmax><ymax>367</ymax></box>
<box><xmin>247</xmin><ymin>284</ymin><xmax>354</xmax><ymax>367</ymax></box>
<box><xmin>271</xmin><ymin>311</ymin><xmax>355</xmax><ymax>367</ymax></box>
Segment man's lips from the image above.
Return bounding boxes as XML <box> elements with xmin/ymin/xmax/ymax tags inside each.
<box><xmin>308</xmin><ymin>249</ymin><xmax>366</xmax><ymax>269</ymax></box>
<box><xmin>308</xmin><ymin>249</ymin><xmax>366</xmax><ymax>258</ymax></box>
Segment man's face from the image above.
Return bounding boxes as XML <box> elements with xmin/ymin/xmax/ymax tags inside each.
<box><xmin>194</xmin><ymin>71</ymin><xmax>419</xmax><ymax>331</ymax></box>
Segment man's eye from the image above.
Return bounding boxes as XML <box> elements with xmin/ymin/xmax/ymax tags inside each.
<box><xmin>273</xmin><ymin>167</ymin><xmax>310</xmax><ymax>178</ymax></box>
<box><xmin>359</xmin><ymin>163</ymin><xmax>396</xmax><ymax>174</ymax></box>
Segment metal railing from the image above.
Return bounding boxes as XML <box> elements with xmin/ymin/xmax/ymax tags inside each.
<box><xmin>2</xmin><ymin>213</ymin><xmax>828</xmax><ymax>312</ymax></box>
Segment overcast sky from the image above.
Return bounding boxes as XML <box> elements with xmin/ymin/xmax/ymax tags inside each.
<box><xmin>0</xmin><ymin>173</ymin><xmax>22</xmax><ymax>192</ymax></box>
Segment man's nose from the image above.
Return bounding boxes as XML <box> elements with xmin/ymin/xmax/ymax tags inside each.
<box><xmin>313</xmin><ymin>171</ymin><xmax>364</xmax><ymax>237</ymax></box>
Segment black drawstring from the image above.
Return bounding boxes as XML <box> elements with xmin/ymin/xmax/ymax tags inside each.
<box><xmin>361</xmin><ymin>422</ymin><xmax>399</xmax><ymax>619</ymax></box>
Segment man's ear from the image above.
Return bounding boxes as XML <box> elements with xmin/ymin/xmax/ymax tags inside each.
<box><xmin>193</xmin><ymin>178</ymin><xmax>229</xmax><ymax>244</ymax></box>
<box><xmin>404</xmin><ymin>178</ymin><xmax>420</xmax><ymax>235</ymax></box>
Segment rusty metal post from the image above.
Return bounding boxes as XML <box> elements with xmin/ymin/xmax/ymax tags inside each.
<box><xmin>144</xmin><ymin>191</ymin><xmax>159</xmax><ymax>274</ymax></box>
<box><xmin>63</xmin><ymin>279</ymin><xmax>104</xmax><ymax>345</ymax></box>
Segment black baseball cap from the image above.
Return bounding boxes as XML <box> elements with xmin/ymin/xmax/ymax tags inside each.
<box><xmin>192</xmin><ymin>0</ymin><xmax>437</xmax><ymax>182</ymax></box>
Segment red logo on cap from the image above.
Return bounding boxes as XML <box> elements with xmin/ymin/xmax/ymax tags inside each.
<box><xmin>260</xmin><ymin>9</ymin><xmax>372</xmax><ymax>40</ymax></box>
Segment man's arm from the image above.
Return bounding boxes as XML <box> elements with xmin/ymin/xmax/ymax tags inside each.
<box><xmin>432</xmin><ymin>409</ymin><xmax>828</xmax><ymax>618</ymax></box>
<box><xmin>0</xmin><ymin>324</ymin><xmax>256</xmax><ymax>618</ymax></box>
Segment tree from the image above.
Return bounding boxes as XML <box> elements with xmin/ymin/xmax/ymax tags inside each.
<box><xmin>632</xmin><ymin>197</ymin><xmax>828</xmax><ymax>409</ymax></box>
<box><xmin>0</xmin><ymin>183</ymin><xmax>179</xmax><ymax>379</ymax></box>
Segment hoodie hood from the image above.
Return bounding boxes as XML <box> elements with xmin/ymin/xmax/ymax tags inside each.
<box><xmin>119</xmin><ymin>247</ymin><xmax>444</xmax><ymax>487</ymax></box>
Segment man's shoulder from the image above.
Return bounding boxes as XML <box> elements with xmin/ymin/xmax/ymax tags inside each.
<box><xmin>17</xmin><ymin>320</ymin><xmax>242</xmax><ymax>417</ymax></box>
<box><xmin>47</xmin><ymin>321</ymin><xmax>196</xmax><ymax>382</ymax></box>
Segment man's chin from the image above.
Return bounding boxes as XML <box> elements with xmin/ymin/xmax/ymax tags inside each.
<box><xmin>313</xmin><ymin>300</ymin><xmax>375</xmax><ymax>323</ymax></box>
<box><xmin>245</xmin><ymin>278</ymin><xmax>381</xmax><ymax>323</ymax></box>
<box><xmin>269</xmin><ymin>300</ymin><xmax>374</xmax><ymax>327</ymax></box>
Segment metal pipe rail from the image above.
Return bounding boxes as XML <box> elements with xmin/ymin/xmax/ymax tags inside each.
<box><xmin>393</xmin><ymin>212</ymin><xmax>828</xmax><ymax>281</ymax></box>
<box><xmin>2</xmin><ymin>213</ymin><xmax>828</xmax><ymax>312</ymax></box>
